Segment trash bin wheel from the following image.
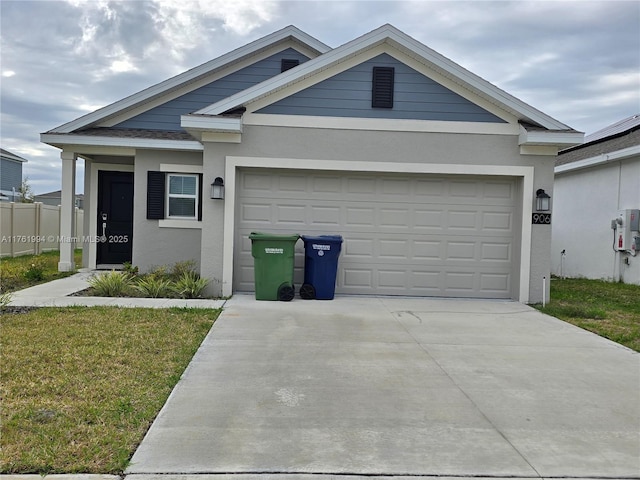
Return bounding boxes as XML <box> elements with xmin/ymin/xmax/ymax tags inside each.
<box><xmin>277</xmin><ymin>283</ymin><xmax>295</xmax><ymax>302</ymax></box>
<box><xmin>299</xmin><ymin>283</ymin><xmax>316</xmax><ymax>300</ymax></box>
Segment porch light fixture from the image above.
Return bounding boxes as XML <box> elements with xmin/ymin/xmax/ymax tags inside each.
<box><xmin>211</xmin><ymin>177</ymin><xmax>225</xmax><ymax>200</ymax></box>
<box><xmin>536</xmin><ymin>189</ymin><xmax>550</xmax><ymax>211</ymax></box>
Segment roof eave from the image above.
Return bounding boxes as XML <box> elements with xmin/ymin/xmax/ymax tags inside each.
<box><xmin>519</xmin><ymin>125</ymin><xmax>584</xmax><ymax>149</ymax></box>
<box><xmin>181</xmin><ymin>114</ymin><xmax>242</xmax><ymax>133</ymax></box>
<box><xmin>555</xmin><ymin>145</ymin><xmax>640</xmax><ymax>174</ymax></box>
<box><xmin>1</xmin><ymin>151</ymin><xmax>28</xmax><ymax>162</ymax></box>
<box><xmin>180</xmin><ymin>114</ymin><xmax>243</xmax><ymax>142</ymax></box>
<box><xmin>40</xmin><ymin>132</ymin><xmax>203</xmax><ymax>152</ymax></box>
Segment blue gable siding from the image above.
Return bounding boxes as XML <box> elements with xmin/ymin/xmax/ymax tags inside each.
<box><xmin>256</xmin><ymin>53</ymin><xmax>505</xmax><ymax>123</ymax></box>
<box><xmin>0</xmin><ymin>158</ymin><xmax>23</xmax><ymax>193</ymax></box>
<box><xmin>115</xmin><ymin>48</ymin><xmax>310</xmax><ymax>131</ymax></box>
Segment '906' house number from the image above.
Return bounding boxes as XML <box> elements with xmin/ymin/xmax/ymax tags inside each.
<box><xmin>532</xmin><ymin>213</ymin><xmax>551</xmax><ymax>224</ymax></box>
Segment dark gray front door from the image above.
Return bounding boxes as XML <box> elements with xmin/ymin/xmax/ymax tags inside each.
<box><xmin>97</xmin><ymin>171</ymin><xmax>134</xmax><ymax>265</ymax></box>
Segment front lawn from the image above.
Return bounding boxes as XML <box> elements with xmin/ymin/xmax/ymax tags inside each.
<box><xmin>535</xmin><ymin>278</ymin><xmax>640</xmax><ymax>351</ymax></box>
<box><xmin>0</xmin><ymin>250</ymin><xmax>83</xmax><ymax>293</ymax></box>
<box><xmin>0</xmin><ymin>306</ymin><xmax>219</xmax><ymax>473</ymax></box>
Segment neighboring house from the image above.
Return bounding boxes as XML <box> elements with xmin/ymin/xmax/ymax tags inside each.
<box><xmin>41</xmin><ymin>25</ymin><xmax>583</xmax><ymax>303</ymax></box>
<box><xmin>553</xmin><ymin>115</ymin><xmax>640</xmax><ymax>285</ymax></box>
<box><xmin>34</xmin><ymin>190</ymin><xmax>84</xmax><ymax>209</ymax></box>
<box><xmin>0</xmin><ymin>149</ymin><xmax>27</xmax><ymax>202</ymax></box>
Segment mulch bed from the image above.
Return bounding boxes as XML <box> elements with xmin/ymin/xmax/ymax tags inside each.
<box><xmin>1</xmin><ymin>306</ymin><xmax>39</xmax><ymax>314</ymax></box>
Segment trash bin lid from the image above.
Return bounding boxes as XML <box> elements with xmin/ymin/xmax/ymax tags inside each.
<box><xmin>249</xmin><ymin>232</ymin><xmax>300</xmax><ymax>241</ymax></box>
<box><xmin>301</xmin><ymin>235</ymin><xmax>343</xmax><ymax>243</ymax></box>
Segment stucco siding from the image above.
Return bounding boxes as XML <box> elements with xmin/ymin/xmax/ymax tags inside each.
<box><xmin>115</xmin><ymin>49</ymin><xmax>310</xmax><ymax>131</ymax></box>
<box><xmin>529</xmin><ymin>161</ymin><xmax>555</xmax><ymax>304</ymax></box>
<box><xmin>132</xmin><ymin>150</ymin><xmax>203</xmax><ymax>273</ymax></box>
<box><xmin>256</xmin><ymin>53</ymin><xmax>505</xmax><ymax>123</ymax></box>
<box><xmin>552</xmin><ymin>157</ymin><xmax>640</xmax><ymax>284</ymax></box>
<box><xmin>199</xmin><ymin>125</ymin><xmax>553</xmax><ymax>302</ymax></box>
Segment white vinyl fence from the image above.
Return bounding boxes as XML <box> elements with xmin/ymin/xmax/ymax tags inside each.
<box><xmin>0</xmin><ymin>202</ymin><xmax>84</xmax><ymax>258</ymax></box>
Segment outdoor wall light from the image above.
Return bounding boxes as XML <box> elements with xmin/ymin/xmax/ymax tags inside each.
<box><xmin>211</xmin><ymin>177</ymin><xmax>225</xmax><ymax>200</ymax></box>
<box><xmin>536</xmin><ymin>188</ymin><xmax>550</xmax><ymax>211</ymax></box>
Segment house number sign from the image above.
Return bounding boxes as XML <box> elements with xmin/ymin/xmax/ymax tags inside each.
<box><xmin>532</xmin><ymin>213</ymin><xmax>551</xmax><ymax>224</ymax></box>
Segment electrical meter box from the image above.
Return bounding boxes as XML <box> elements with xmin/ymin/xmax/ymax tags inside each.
<box><xmin>615</xmin><ymin>209</ymin><xmax>640</xmax><ymax>252</ymax></box>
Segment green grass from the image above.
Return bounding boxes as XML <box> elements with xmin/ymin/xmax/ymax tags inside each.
<box><xmin>0</xmin><ymin>250</ymin><xmax>83</xmax><ymax>293</ymax></box>
<box><xmin>1</xmin><ymin>306</ymin><xmax>219</xmax><ymax>473</ymax></box>
<box><xmin>535</xmin><ymin>278</ymin><xmax>640</xmax><ymax>351</ymax></box>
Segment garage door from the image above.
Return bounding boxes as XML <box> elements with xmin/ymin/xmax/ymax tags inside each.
<box><xmin>234</xmin><ymin>168</ymin><xmax>517</xmax><ymax>298</ymax></box>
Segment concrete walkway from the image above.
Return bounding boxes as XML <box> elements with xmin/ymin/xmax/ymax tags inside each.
<box><xmin>125</xmin><ymin>295</ymin><xmax>640</xmax><ymax>479</ymax></box>
<box><xmin>7</xmin><ymin>272</ymin><xmax>226</xmax><ymax>309</ymax></box>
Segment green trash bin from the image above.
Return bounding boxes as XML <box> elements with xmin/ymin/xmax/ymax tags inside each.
<box><xmin>249</xmin><ymin>232</ymin><xmax>300</xmax><ymax>301</ymax></box>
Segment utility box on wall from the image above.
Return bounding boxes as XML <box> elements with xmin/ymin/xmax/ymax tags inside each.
<box><xmin>614</xmin><ymin>209</ymin><xmax>640</xmax><ymax>254</ymax></box>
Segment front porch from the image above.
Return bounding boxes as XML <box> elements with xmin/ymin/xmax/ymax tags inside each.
<box><xmin>55</xmin><ymin>149</ymin><xmax>134</xmax><ymax>272</ymax></box>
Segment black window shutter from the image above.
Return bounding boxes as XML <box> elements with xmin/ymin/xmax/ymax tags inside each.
<box><xmin>281</xmin><ymin>58</ymin><xmax>300</xmax><ymax>72</ymax></box>
<box><xmin>147</xmin><ymin>171</ymin><xmax>165</xmax><ymax>219</ymax></box>
<box><xmin>372</xmin><ymin>67</ymin><xmax>394</xmax><ymax>108</ymax></box>
<box><xmin>198</xmin><ymin>174</ymin><xmax>203</xmax><ymax>221</ymax></box>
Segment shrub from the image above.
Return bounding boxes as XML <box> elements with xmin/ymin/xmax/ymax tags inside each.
<box><xmin>134</xmin><ymin>276</ymin><xmax>174</xmax><ymax>298</ymax></box>
<box><xmin>170</xmin><ymin>260</ymin><xmax>197</xmax><ymax>280</ymax></box>
<box><xmin>23</xmin><ymin>258</ymin><xmax>46</xmax><ymax>281</ymax></box>
<box><xmin>146</xmin><ymin>265</ymin><xmax>169</xmax><ymax>280</ymax></box>
<box><xmin>123</xmin><ymin>262</ymin><xmax>139</xmax><ymax>276</ymax></box>
<box><xmin>172</xmin><ymin>272</ymin><xmax>209</xmax><ymax>299</ymax></box>
<box><xmin>88</xmin><ymin>271</ymin><xmax>133</xmax><ymax>297</ymax></box>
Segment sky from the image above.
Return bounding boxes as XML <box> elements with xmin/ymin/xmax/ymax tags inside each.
<box><xmin>1</xmin><ymin>0</ymin><xmax>639</xmax><ymax>195</ymax></box>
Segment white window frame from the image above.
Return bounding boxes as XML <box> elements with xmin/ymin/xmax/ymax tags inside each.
<box><xmin>166</xmin><ymin>173</ymin><xmax>199</xmax><ymax>220</ymax></box>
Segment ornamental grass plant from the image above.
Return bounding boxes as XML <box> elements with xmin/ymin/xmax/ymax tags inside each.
<box><xmin>88</xmin><ymin>270</ymin><xmax>134</xmax><ymax>297</ymax></box>
<box><xmin>86</xmin><ymin>261</ymin><xmax>210</xmax><ymax>299</ymax></box>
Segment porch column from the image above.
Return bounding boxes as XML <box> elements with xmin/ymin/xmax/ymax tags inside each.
<box><xmin>58</xmin><ymin>151</ymin><xmax>77</xmax><ymax>271</ymax></box>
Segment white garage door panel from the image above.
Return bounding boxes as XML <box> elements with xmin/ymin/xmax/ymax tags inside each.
<box><xmin>234</xmin><ymin>169</ymin><xmax>516</xmax><ymax>298</ymax></box>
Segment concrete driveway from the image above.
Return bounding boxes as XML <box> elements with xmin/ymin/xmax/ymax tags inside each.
<box><xmin>126</xmin><ymin>295</ymin><xmax>639</xmax><ymax>479</ymax></box>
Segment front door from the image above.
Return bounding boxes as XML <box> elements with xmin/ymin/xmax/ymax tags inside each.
<box><xmin>97</xmin><ymin>171</ymin><xmax>134</xmax><ymax>265</ymax></box>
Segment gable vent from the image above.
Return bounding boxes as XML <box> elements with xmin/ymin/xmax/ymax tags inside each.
<box><xmin>281</xmin><ymin>59</ymin><xmax>300</xmax><ymax>72</ymax></box>
<box><xmin>372</xmin><ymin>67</ymin><xmax>394</xmax><ymax>108</ymax></box>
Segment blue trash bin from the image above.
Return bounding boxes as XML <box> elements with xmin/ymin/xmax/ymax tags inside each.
<box><xmin>300</xmin><ymin>235</ymin><xmax>343</xmax><ymax>300</ymax></box>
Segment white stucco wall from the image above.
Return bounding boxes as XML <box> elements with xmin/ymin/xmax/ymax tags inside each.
<box><xmin>200</xmin><ymin>125</ymin><xmax>556</xmax><ymax>302</ymax></box>
<box><xmin>552</xmin><ymin>156</ymin><xmax>640</xmax><ymax>284</ymax></box>
<box><xmin>132</xmin><ymin>150</ymin><xmax>203</xmax><ymax>273</ymax></box>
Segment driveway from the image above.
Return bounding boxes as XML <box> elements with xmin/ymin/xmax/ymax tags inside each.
<box><xmin>126</xmin><ymin>295</ymin><xmax>639</xmax><ymax>479</ymax></box>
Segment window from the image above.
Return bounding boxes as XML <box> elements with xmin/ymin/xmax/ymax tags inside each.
<box><xmin>372</xmin><ymin>66</ymin><xmax>395</xmax><ymax>108</ymax></box>
<box><xmin>147</xmin><ymin>170</ymin><xmax>203</xmax><ymax>222</ymax></box>
<box><xmin>166</xmin><ymin>174</ymin><xmax>198</xmax><ymax>219</ymax></box>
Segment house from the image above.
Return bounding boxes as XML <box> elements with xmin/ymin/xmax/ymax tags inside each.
<box><xmin>33</xmin><ymin>190</ymin><xmax>84</xmax><ymax>209</ymax></box>
<box><xmin>553</xmin><ymin>115</ymin><xmax>640</xmax><ymax>285</ymax></box>
<box><xmin>41</xmin><ymin>25</ymin><xmax>583</xmax><ymax>303</ymax></box>
<box><xmin>0</xmin><ymin>149</ymin><xmax>27</xmax><ymax>202</ymax></box>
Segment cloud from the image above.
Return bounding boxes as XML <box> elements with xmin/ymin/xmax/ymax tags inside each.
<box><xmin>0</xmin><ymin>0</ymin><xmax>638</xmax><ymax>195</ymax></box>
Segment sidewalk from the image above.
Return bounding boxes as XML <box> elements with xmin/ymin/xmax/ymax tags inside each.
<box><xmin>7</xmin><ymin>271</ymin><xmax>226</xmax><ymax>309</ymax></box>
